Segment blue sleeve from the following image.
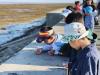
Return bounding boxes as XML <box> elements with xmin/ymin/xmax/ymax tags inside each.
<box><xmin>81</xmin><ymin>57</ymin><xmax>100</xmax><ymax>75</ymax></box>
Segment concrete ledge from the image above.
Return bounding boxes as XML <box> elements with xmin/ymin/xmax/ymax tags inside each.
<box><xmin>46</xmin><ymin>9</ymin><xmax>64</xmax><ymax>26</ymax></box>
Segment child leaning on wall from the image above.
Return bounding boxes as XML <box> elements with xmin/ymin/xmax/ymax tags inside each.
<box><xmin>60</xmin><ymin>12</ymin><xmax>84</xmax><ymax>59</ymax></box>
<box><xmin>62</xmin><ymin>19</ymin><xmax>100</xmax><ymax>75</ymax></box>
<box><xmin>61</xmin><ymin>12</ymin><xmax>97</xmax><ymax>72</ymax></box>
<box><xmin>35</xmin><ymin>26</ymin><xmax>65</xmax><ymax>56</ymax></box>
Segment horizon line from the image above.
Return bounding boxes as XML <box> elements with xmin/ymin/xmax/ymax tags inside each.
<box><xmin>0</xmin><ymin>2</ymin><xmax>75</xmax><ymax>4</ymax></box>
<box><xmin>0</xmin><ymin>1</ymin><xmax>97</xmax><ymax>4</ymax></box>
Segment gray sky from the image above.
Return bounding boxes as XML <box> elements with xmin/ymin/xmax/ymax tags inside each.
<box><xmin>0</xmin><ymin>0</ymin><xmax>97</xmax><ymax>3</ymax></box>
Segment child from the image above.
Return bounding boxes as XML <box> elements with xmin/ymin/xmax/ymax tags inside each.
<box><xmin>65</xmin><ymin>12</ymin><xmax>83</xmax><ymax>24</ymax></box>
<box><xmin>60</xmin><ymin>12</ymin><xmax>84</xmax><ymax>69</ymax></box>
<box><xmin>35</xmin><ymin>26</ymin><xmax>65</xmax><ymax>56</ymax></box>
<box><xmin>83</xmin><ymin>0</ymin><xmax>95</xmax><ymax>30</ymax></box>
<box><xmin>62</xmin><ymin>21</ymin><xmax>100</xmax><ymax>75</ymax></box>
<box><xmin>62</xmin><ymin>12</ymin><xmax>98</xmax><ymax>74</ymax></box>
<box><xmin>74</xmin><ymin>1</ymin><xmax>82</xmax><ymax>12</ymax></box>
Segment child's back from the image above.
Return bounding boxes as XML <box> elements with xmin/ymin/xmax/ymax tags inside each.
<box><xmin>84</xmin><ymin>6</ymin><xmax>93</xmax><ymax>14</ymax></box>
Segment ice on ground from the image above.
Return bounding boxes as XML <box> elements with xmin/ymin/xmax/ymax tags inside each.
<box><xmin>0</xmin><ymin>18</ymin><xmax>46</xmax><ymax>45</ymax></box>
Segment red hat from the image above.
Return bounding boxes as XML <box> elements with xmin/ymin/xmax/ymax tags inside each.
<box><xmin>36</xmin><ymin>26</ymin><xmax>55</xmax><ymax>44</ymax></box>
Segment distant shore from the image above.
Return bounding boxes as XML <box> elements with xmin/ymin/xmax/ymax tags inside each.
<box><xmin>0</xmin><ymin>3</ymin><xmax>68</xmax><ymax>28</ymax></box>
<box><xmin>0</xmin><ymin>3</ymin><xmax>97</xmax><ymax>28</ymax></box>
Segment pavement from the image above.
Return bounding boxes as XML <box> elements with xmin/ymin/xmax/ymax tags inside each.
<box><xmin>0</xmin><ymin>40</ymin><xmax>68</xmax><ymax>75</ymax></box>
<box><xmin>0</xmin><ymin>16</ymin><xmax>100</xmax><ymax>75</ymax></box>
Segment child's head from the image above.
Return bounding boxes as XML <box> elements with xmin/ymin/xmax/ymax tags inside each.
<box><xmin>66</xmin><ymin>6</ymin><xmax>74</xmax><ymax>11</ymax></box>
<box><xmin>65</xmin><ymin>12</ymin><xmax>83</xmax><ymax>24</ymax></box>
<box><xmin>75</xmin><ymin>1</ymin><xmax>80</xmax><ymax>5</ymax></box>
<box><xmin>86</xmin><ymin>0</ymin><xmax>93</xmax><ymax>5</ymax></box>
<box><xmin>36</xmin><ymin>26</ymin><xmax>55</xmax><ymax>44</ymax></box>
<box><xmin>63</xmin><ymin>23</ymin><xmax>92</xmax><ymax>50</ymax></box>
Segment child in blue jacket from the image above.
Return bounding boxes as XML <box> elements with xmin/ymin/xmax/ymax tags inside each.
<box><xmin>83</xmin><ymin>0</ymin><xmax>95</xmax><ymax>30</ymax></box>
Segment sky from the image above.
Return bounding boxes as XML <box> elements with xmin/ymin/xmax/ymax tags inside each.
<box><xmin>0</xmin><ymin>0</ymin><xmax>97</xmax><ymax>3</ymax></box>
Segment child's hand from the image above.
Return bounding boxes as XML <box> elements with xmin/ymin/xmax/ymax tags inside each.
<box><xmin>62</xmin><ymin>62</ymin><xmax>69</xmax><ymax>68</ymax></box>
<box><xmin>35</xmin><ymin>48</ymin><xmax>42</xmax><ymax>55</ymax></box>
<box><xmin>48</xmin><ymin>50</ymin><xmax>55</xmax><ymax>56</ymax></box>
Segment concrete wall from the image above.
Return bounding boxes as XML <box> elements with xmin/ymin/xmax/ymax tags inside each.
<box><xmin>46</xmin><ymin>8</ymin><xmax>64</xmax><ymax>27</ymax></box>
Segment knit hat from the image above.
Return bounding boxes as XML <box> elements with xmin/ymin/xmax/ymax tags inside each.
<box><xmin>36</xmin><ymin>26</ymin><xmax>55</xmax><ymax>44</ymax></box>
<box><xmin>63</xmin><ymin>22</ymin><xmax>90</xmax><ymax>43</ymax></box>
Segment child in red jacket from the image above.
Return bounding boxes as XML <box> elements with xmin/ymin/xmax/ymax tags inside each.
<box><xmin>74</xmin><ymin>1</ymin><xmax>82</xmax><ymax>12</ymax></box>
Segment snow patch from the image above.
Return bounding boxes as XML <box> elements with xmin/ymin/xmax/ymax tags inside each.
<box><xmin>0</xmin><ymin>18</ymin><xmax>46</xmax><ymax>45</ymax></box>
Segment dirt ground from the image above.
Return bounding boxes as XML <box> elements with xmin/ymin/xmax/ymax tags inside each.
<box><xmin>0</xmin><ymin>3</ymin><xmax>70</xmax><ymax>28</ymax></box>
